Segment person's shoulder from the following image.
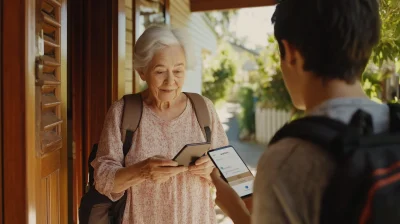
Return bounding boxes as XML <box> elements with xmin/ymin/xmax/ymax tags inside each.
<box><xmin>106</xmin><ymin>98</ymin><xmax>125</xmax><ymax>117</ymax></box>
<box><xmin>257</xmin><ymin>137</ymin><xmax>335</xmax><ymax>180</ymax></box>
<box><xmin>186</xmin><ymin>93</ymin><xmax>216</xmax><ymax>112</ymax></box>
<box><xmin>111</xmin><ymin>98</ymin><xmax>125</xmax><ymax>110</ymax></box>
<box><xmin>199</xmin><ymin>95</ymin><xmax>214</xmax><ymax>108</ymax></box>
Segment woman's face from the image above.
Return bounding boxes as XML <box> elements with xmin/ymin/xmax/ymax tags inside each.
<box><xmin>140</xmin><ymin>45</ymin><xmax>186</xmax><ymax>103</ymax></box>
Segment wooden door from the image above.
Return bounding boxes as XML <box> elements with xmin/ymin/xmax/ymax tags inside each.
<box><xmin>35</xmin><ymin>0</ymin><xmax>68</xmax><ymax>223</ymax></box>
<box><xmin>1</xmin><ymin>0</ymin><xmax>67</xmax><ymax>223</ymax></box>
<box><xmin>69</xmin><ymin>0</ymin><xmax>126</xmax><ymax>222</ymax></box>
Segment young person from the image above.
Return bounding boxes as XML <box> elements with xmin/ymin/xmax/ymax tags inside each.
<box><xmin>211</xmin><ymin>0</ymin><xmax>396</xmax><ymax>223</ymax></box>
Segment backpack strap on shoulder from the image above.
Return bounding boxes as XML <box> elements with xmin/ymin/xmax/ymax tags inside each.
<box><xmin>269</xmin><ymin>116</ymin><xmax>347</xmax><ymax>150</ymax></box>
<box><xmin>184</xmin><ymin>92</ymin><xmax>212</xmax><ymax>143</ymax></box>
<box><xmin>388</xmin><ymin>103</ymin><xmax>400</xmax><ymax>132</ymax></box>
<box><xmin>121</xmin><ymin>93</ymin><xmax>143</xmax><ymax>156</ymax></box>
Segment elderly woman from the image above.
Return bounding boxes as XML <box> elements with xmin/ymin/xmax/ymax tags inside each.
<box><xmin>92</xmin><ymin>26</ymin><xmax>229</xmax><ymax>224</ymax></box>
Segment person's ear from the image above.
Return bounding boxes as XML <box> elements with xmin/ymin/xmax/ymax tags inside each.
<box><xmin>137</xmin><ymin>70</ymin><xmax>146</xmax><ymax>81</ymax></box>
<box><xmin>281</xmin><ymin>40</ymin><xmax>298</xmax><ymax>66</ymax></box>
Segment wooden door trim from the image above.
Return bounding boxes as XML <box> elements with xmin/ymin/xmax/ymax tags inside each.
<box><xmin>165</xmin><ymin>0</ymin><xmax>171</xmax><ymax>25</ymax></box>
<box><xmin>60</xmin><ymin>1</ymin><xmax>69</xmax><ymax>223</ymax></box>
<box><xmin>132</xmin><ymin>0</ymin><xmax>141</xmax><ymax>93</ymax></box>
<box><xmin>70</xmin><ymin>0</ymin><xmax>127</xmax><ymax>222</ymax></box>
<box><xmin>2</xmin><ymin>0</ymin><xmax>38</xmax><ymax>223</ymax></box>
<box><xmin>69</xmin><ymin>0</ymin><xmax>85</xmax><ymax>222</ymax></box>
<box><xmin>0</xmin><ymin>0</ymin><xmax>3</xmax><ymax>221</ymax></box>
<box><xmin>112</xmin><ymin>0</ymin><xmax>126</xmax><ymax>101</ymax></box>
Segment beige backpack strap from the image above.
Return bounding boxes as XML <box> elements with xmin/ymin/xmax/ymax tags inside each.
<box><xmin>121</xmin><ymin>93</ymin><xmax>143</xmax><ymax>156</ymax></box>
<box><xmin>184</xmin><ymin>92</ymin><xmax>212</xmax><ymax>143</ymax></box>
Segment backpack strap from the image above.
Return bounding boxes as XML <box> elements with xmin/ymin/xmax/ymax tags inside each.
<box><xmin>388</xmin><ymin>103</ymin><xmax>400</xmax><ymax>132</ymax></box>
<box><xmin>269</xmin><ymin>116</ymin><xmax>347</xmax><ymax>151</ymax></box>
<box><xmin>121</xmin><ymin>93</ymin><xmax>143</xmax><ymax>156</ymax></box>
<box><xmin>184</xmin><ymin>92</ymin><xmax>212</xmax><ymax>143</ymax></box>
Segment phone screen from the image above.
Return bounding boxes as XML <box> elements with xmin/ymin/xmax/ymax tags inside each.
<box><xmin>209</xmin><ymin>146</ymin><xmax>254</xmax><ymax>198</ymax></box>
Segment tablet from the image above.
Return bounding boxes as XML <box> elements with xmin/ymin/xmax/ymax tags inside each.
<box><xmin>173</xmin><ymin>142</ymin><xmax>211</xmax><ymax>166</ymax></box>
<box><xmin>208</xmin><ymin>145</ymin><xmax>254</xmax><ymax>198</ymax></box>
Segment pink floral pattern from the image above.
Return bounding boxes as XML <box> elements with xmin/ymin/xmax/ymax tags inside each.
<box><xmin>92</xmin><ymin>96</ymin><xmax>229</xmax><ymax>224</ymax></box>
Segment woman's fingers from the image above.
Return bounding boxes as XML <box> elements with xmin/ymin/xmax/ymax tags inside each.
<box><xmin>152</xmin><ymin>166</ymin><xmax>188</xmax><ymax>174</ymax></box>
<box><xmin>189</xmin><ymin>161</ymin><xmax>214</xmax><ymax>171</ymax></box>
<box><xmin>189</xmin><ymin>166</ymin><xmax>213</xmax><ymax>175</ymax></box>
<box><xmin>195</xmin><ymin>155</ymin><xmax>211</xmax><ymax>165</ymax></box>
<box><xmin>147</xmin><ymin>157</ymin><xmax>178</xmax><ymax>167</ymax></box>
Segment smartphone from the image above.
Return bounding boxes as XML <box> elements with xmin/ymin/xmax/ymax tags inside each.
<box><xmin>173</xmin><ymin>142</ymin><xmax>211</xmax><ymax>166</ymax></box>
<box><xmin>208</xmin><ymin>145</ymin><xmax>254</xmax><ymax>198</ymax></box>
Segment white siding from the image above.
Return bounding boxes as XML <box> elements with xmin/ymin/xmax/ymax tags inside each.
<box><xmin>255</xmin><ymin>106</ymin><xmax>291</xmax><ymax>144</ymax></box>
<box><xmin>170</xmin><ymin>0</ymin><xmax>218</xmax><ymax>94</ymax></box>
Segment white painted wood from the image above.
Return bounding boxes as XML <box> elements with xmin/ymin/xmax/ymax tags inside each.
<box><xmin>255</xmin><ymin>106</ymin><xmax>291</xmax><ymax>144</ymax></box>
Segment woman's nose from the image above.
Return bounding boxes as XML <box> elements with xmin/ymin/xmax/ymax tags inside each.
<box><xmin>165</xmin><ymin>71</ymin><xmax>174</xmax><ymax>84</ymax></box>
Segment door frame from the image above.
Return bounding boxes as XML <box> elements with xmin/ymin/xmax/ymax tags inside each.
<box><xmin>0</xmin><ymin>0</ymin><xmax>3</xmax><ymax>221</ymax></box>
<box><xmin>69</xmin><ymin>0</ymin><xmax>126</xmax><ymax>222</ymax></box>
<box><xmin>1</xmin><ymin>0</ymin><xmax>38</xmax><ymax>223</ymax></box>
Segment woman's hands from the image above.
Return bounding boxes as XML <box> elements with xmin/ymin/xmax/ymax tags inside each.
<box><xmin>113</xmin><ymin>155</ymin><xmax>215</xmax><ymax>194</ymax></box>
<box><xmin>113</xmin><ymin>156</ymin><xmax>187</xmax><ymax>193</ymax></box>
<box><xmin>138</xmin><ymin>156</ymin><xmax>188</xmax><ymax>184</ymax></box>
<box><xmin>188</xmin><ymin>156</ymin><xmax>214</xmax><ymax>181</ymax></box>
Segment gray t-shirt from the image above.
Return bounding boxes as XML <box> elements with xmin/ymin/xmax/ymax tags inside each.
<box><xmin>252</xmin><ymin>98</ymin><xmax>390</xmax><ymax>224</ymax></box>
<box><xmin>309</xmin><ymin>97</ymin><xmax>389</xmax><ymax>133</ymax></box>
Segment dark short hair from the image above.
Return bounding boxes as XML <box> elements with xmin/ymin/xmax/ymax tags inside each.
<box><xmin>272</xmin><ymin>0</ymin><xmax>381</xmax><ymax>83</ymax></box>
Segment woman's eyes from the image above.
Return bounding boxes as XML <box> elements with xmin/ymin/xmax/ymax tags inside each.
<box><xmin>155</xmin><ymin>70</ymin><xmax>183</xmax><ymax>75</ymax></box>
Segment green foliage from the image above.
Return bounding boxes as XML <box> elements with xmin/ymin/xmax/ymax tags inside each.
<box><xmin>371</xmin><ymin>0</ymin><xmax>400</xmax><ymax>67</ymax></box>
<box><xmin>254</xmin><ymin>1</ymin><xmax>400</xmax><ymax>118</ymax></box>
<box><xmin>361</xmin><ymin>63</ymin><xmax>385</xmax><ymax>102</ymax></box>
<box><xmin>254</xmin><ymin>37</ymin><xmax>294</xmax><ymax>112</ymax></box>
<box><xmin>238</xmin><ymin>87</ymin><xmax>256</xmax><ymax>134</ymax></box>
<box><xmin>204</xmin><ymin>10</ymin><xmax>246</xmax><ymax>44</ymax></box>
<box><xmin>202</xmin><ymin>43</ymin><xmax>237</xmax><ymax>103</ymax></box>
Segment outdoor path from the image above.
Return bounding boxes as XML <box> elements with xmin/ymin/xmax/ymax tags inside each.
<box><xmin>216</xmin><ymin>102</ymin><xmax>265</xmax><ymax>172</ymax></box>
<box><xmin>214</xmin><ymin>102</ymin><xmax>266</xmax><ymax>224</ymax></box>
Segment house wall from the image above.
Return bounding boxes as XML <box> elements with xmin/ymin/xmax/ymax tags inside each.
<box><xmin>170</xmin><ymin>0</ymin><xmax>218</xmax><ymax>94</ymax></box>
<box><xmin>124</xmin><ymin>0</ymin><xmax>218</xmax><ymax>95</ymax></box>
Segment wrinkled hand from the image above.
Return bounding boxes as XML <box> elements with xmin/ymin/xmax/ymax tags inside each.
<box><xmin>138</xmin><ymin>156</ymin><xmax>188</xmax><ymax>184</ymax></box>
<box><xmin>188</xmin><ymin>156</ymin><xmax>214</xmax><ymax>181</ymax></box>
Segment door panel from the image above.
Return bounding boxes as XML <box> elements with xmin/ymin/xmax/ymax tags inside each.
<box><xmin>36</xmin><ymin>0</ymin><xmax>67</xmax><ymax>223</ymax></box>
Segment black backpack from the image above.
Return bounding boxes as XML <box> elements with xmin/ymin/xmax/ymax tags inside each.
<box><xmin>269</xmin><ymin>103</ymin><xmax>400</xmax><ymax>224</ymax></box>
<box><xmin>79</xmin><ymin>92</ymin><xmax>212</xmax><ymax>224</ymax></box>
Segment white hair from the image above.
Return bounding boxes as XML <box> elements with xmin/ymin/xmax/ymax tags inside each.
<box><xmin>133</xmin><ymin>26</ymin><xmax>195</xmax><ymax>72</ymax></box>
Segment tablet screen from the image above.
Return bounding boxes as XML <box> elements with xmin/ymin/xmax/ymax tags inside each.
<box><xmin>209</xmin><ymin>146</ymin><xmax>254</xmax><ymax>198</ymax></box>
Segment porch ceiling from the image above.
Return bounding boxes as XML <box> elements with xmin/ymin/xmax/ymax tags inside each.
<box><xmin>190</xmin><ymin>0</ymin><xmax>276</xmax><ymax>12</ymax></box>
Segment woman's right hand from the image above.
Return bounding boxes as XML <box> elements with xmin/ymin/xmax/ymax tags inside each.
<box><xmin>113</xmin><ymin>156</ymin><xmax>187</xmax><ymax>193</ymax></box>
<box><xmin>138</xmin><ymin>156</ymin><xmax>188</xmax><ymax>184</ymax></box>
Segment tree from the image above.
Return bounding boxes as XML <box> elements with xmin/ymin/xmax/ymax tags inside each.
<box><xmin>204</xmin><ymin>10</ymin><xmax>245</xmax><ymax>44</ymax></box>
<box><xmin>202</xmin><ymin>42</ymin><xmax>237</xmax><ymax>103</ymax></box>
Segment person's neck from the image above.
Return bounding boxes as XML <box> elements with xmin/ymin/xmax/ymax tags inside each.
<box><xmin>142</xmin><ymin>89</ymin><xmax>183</xmax><ymax>111</ymax></box>
<box><xmin>304</xmin><ymin>78</ymin><xmax>368</xmax><ymax>113</ymax></box>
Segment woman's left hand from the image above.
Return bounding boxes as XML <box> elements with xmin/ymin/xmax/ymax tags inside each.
<box><xmin>188</xmin><ymin>156</ymin><xmax>214</xmax><ymax>181</ymax></box>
